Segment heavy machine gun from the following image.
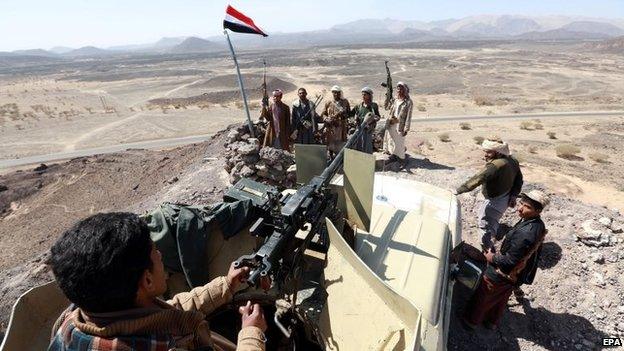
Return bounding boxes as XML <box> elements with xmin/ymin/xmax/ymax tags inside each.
<box><xmin>233</xmin><ymin>118</ymin><xmax>370</xmax><ymax>287</ymax></box>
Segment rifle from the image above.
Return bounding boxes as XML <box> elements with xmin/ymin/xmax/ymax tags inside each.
<box><xmin>259</xmin><ymin>59</ymin><xmax>270</xmax><ymax>121</ymax></box>
<box><xmin>381</xmin><ymin>60</ymin><xmax>394</xmax><ymax>111</ymax></box>
<box><xmin>233</xmin><ymin>118</ymin><xmax>370</xmax><ymax>287</ymax></box>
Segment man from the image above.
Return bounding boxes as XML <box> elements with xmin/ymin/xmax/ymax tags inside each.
<box><xmin>463</xmin><ymin>190</ymin><xmax>549</xmax><ymax>330</ymax></box>
<box><xmin>386</xmin><ymin>82</ymin><xmax>413</xmax><ymax>164</ymax></box>
<box><xmin>263</xmin><ymin>89</ymin><xmax>291</xmax><ymax>150</ymax></box>
<box><xmin>47</xmin><ymin>212</ymin><xmax>266</xmax><ymax>351</ymax></box>
<box><xmin>349</xmin><ymin>87</ymin><xmax>380</xmax><ymax>154</ymax></box>
<box><xmin>455</xmin><ymin>138</ymin><xmax>523</xmax><ymax>251</ymax></box>
<box><xmin>321</xmin><ymin>85</ymin><xmax>350</xmax><ymax>159</ymax></box>
<box><xmin>291</xmin><ymin>87</ymin><xmax>320</xmax><ymax>144</ymax></box>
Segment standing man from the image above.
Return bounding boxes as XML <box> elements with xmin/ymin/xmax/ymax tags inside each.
<box><xmin>455</xmin><ymin>138</ymin><xmax>523</xmax><ymax>251</ymax></box>
<box><xmin>386</xmin><ymin>82</ymin><xmax>413</xmax><ymax>164</ymax></box>
<box><xmin>263</xmin><ymin>89</ymin><xmax>292</xmax><ymax>150</ymax></box>
<box><xmin>291</xmin><ymin>87</ymin><xmax>319</xmax><ymax>144</ymax></box>
<box><xmin>321</xmin><ymin>85</ymin><xmax>350</xmax><ymax>159</ymax></box>
<box><xmin>349</xmin><ymin>87</ymin><xmax>380</xmax><ymax>154</ymax></box>
<box><xmin>462</xmin><ymin>190</ymin><xmax>548</xmax><ymax>331</ymax></box>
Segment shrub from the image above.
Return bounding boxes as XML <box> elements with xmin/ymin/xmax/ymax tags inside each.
<box><xmin>520</xmin><ymin>121</ymin><xmax>534</xmax><ymax>130</ymax></box>
<box><xmin>547</xmin><ymin>131</ymin><xmax>557</xmax><ymax>139</ymax></box>
<box><xmin>528</xmin><ymin>145</ymin><xmax>538</xmax><ymax>154</ymax></box>
<box><xmin>459</xmin><ymin>122</ymin><xmax>471</xmax><ymax>130</ymax></box>
<box><xmin>589</xmin><ymin>153</ymin><xmax>609</xmax><ymax>163</ymax></box>
<box><xmin>416</xmin><ymin>104</ymin><xmax>427</xmax><ymax>112</ymax></box>
<box><xmin>473</xmin><ymin>136</ymin><xmax>484</xmax><ymax>145</ymax></box>
<box><xmin>555</xmin><ymin>144</ymin><xmax>581</xmax><ymax>159</ymax></box>
<box><xmin>438</xmin><ymin>133</ymin><xmax>451</xmax><ymax>142</ymax></box>
<box><xmin>474</xmin><ymin>95</ymin><xmax>494</xmax><ymax>106</ymax></box>
<box><xmin>534</xmin><ymin>123</ymin><xmax>544</xmax><ymax>130</ymax></box>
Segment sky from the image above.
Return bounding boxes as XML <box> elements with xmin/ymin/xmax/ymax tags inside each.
<box><xmin>0</xmin><ymin>0</ymin><xmax>622</xmax><ymax>51</ymax></box>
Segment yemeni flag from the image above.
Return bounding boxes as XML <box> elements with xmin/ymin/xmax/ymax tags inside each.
<box><xmin>223</xmin><ymin>5</ymin><xmax>268</xmax><ymax>37</ymax></box>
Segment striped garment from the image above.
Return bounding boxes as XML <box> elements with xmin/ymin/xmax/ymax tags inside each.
<box><xmin>48</xmin><ymin>306</ymin><xmax>176</xmax><ymax>351</ymax></box>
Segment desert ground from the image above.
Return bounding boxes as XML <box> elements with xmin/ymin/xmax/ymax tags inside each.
<box><xmin>1</xmin><ymin>40</ymin><xmax>624</xmax><ymax>350</ymax></box>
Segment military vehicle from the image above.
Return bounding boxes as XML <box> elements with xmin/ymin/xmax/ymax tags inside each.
<box><xmin>1</xmin><ymin>121</ymin><xmax>475</xmax><ymax>350</ymax></box>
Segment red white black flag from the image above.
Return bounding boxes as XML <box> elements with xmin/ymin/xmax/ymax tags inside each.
<box><xmin>223</xmin><ymin>5</ymin><xmax>268</xmax><ymax>37</ymax></box>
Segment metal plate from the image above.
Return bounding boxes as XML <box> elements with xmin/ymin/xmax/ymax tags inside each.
<box><xmin>294</xmin><ymin>144</ymin><xmax>327</xmax><ymax>184</ymax></box>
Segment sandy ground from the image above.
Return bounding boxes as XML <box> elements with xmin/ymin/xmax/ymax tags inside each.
<box><xmin>2</xmin><ymin>41</ymin><xmax>624</xmax><ymax>160</ymax></box>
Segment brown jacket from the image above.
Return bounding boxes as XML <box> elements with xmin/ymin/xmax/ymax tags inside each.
<box><xmin>263</xmin><ymin>101</ymin><xmax>291</xmax><ymax>150</ymax></box>
<box><xmin>52</xmin><ymin>276</ymin><xmax>265</xmax><ymax>351</ymax></box>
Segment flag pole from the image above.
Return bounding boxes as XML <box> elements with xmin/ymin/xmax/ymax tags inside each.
<box><xmin>224</xmin><ymin>29</ymin><xmax>255</xmax><ymax>138</ymax></box>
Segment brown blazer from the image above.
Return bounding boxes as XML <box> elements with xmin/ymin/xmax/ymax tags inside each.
<box><xmin>263</xmin><ymin>101</ymin><xmax>291</xmax><ymax>150</ymax></box>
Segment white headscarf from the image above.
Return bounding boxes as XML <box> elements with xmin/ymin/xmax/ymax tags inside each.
<box><xmin>482</xmin><ymin>139</ymin><xmax>510</xmax><ymax>156</ymax></box>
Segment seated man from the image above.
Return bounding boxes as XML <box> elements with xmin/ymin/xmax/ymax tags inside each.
<box><xmin>47</xmin><ymin>212</ymin><xmax>266</xmax><ymax>351</ymax></box>
<box><xmin>462</xmin><ymin>190</ymin><xmax>548</xmax><ymax>331</ymax></box>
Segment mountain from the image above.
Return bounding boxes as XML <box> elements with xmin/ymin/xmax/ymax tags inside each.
<box><xmin>585</xmin><ymin>36</ymin><xmax>624</xmax><ymax>53</ymax></box>
<box><xmin>12</xmin><ymin>49</ymin><xmax>57</xmax><ymax>57</ymax></box>
<box><xmin>153</xmin><ymin>37</ymin><xmax>188</xmax><ymax>49</ymax></box>
<box><xmin>454</xmin><ymin>16</ymin><xmax>541</xmax><ymax>36</ymax></box>
<box><xmin>516</xmin><ymin>29</ymin><xmax>611</xmax><ymax>40</ymax></box>
<box><xmin>169</xmin><ymin>37</ymin><xmax>222</xmax><ymax>53</ymax></box>
<box><xmin>49</xmin><ymin>46</ymin><xmax>73</xmax><ymax>54</ymax></box>
<box><xmin>63</xmin><ymin>46</ymin><xmax>110</xmax><ymax>57</ymax></box>
<box><xmin>561</xmin><ymin>21</ymin><xmax>624</xmax><ymax>37</ymax></box>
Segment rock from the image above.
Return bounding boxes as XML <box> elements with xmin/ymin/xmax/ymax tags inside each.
<box><xmin>0</xmin><ymin>184</ymin><xmax>7</xmax><ymax>192</ymax></box>
<box><xmin>33</xmin><ymin>163</ymin><xmax>48</xmax><ymax>173</ymax></box>
<box><xmin>242</xmin><ymin>154</ymin><xmax>260</xmax><ymax>164</ymax></box>
<box><xmin>618</xmin><ymin>306</ymin><xmax>624</xmax><ymax>314</ymax></box>
<box><xmin>578</xmin><ymin>220</ymin><xmax>611</xmax><ymax>247</ymax></box>
<box><xmin>167</xmin><ymin>176</ymin><xmax>179</xmax><ymax>184</ymax></box>
<box><xmin>590</xmin><ymin>252</ymin><xmax>605</xmax><ymax>264</ymax></box>
<box><xmin>592</xmin><ymin>272</ymin><xmax>606</xmax><ymax>287</ymax></box>
<box><xmin>237</xmin><ymin>143</ymin><xmax>259</xmax><ymax>156</ymax></box>
<box><xmin>240</xmin><ymin>166</ymin><xmax>255</xmax><ymax>177</ymax></box>
<box><xmin>248</xmin><ymin>138</ymin><xmax>260</xmax><ymax>148</ymax></box>
<box><xmin>226</xmin><ymin>130</ymin><xmax>241</xmax><ymax>143</ymax></box>
<box><xmin>598</xmin><ymin>217</ymin><xmax>613</xmax><ymax>227</ymax></box>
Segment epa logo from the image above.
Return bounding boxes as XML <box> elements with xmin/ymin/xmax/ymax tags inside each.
<box><xmin>602</xmin><ymin>338</ymin><xmax>623</xmax><ymax>347</ymax></box>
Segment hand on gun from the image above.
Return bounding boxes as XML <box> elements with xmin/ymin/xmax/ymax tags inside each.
<box><xmin>239</xmin><ymin>300</ymin><xmax>267</xmax><ymax>332</ymax></box>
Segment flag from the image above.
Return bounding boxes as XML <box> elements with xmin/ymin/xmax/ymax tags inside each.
<box><xmin>223</xmin><ymin>5</ymin><xmax>268</xmax><ymax>37</ymax></box>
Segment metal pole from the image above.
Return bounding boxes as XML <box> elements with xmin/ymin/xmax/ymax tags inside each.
<box><xmin>224</xmin><ymin>30</ymin><xmax>255</xmax><ymax>137</ymax></box>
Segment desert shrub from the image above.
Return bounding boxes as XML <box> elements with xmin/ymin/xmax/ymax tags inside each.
<box><xmin>532</xmin><ymin>119</ymin><xmax>542</xmax><ymax>123</ymax></box>
<box><xmin>534</xmin><ymin>123</ymin><xmax>544</xmax><ymax>130</ymax></box>
<box><xmin>424</xmin><ymin>141</ymin><xmax>434</xmax><ymax>150</ymax></box>
<box><xmin>589</xmin><ymin>153</ymin><xmax>609</xmax><ymax>163</ymax></box>
<box><xmin>555</xmin><ymin>144</ymin><xmax>581</xmax><ymax>159</ymax></box>
<box><xmin>435</xmin><ymin>102</ymin><xmax>442</xmax><ymax>107</ymax></box>
<box><xmin>459</xmin><ymin>122</ymin><xmax>471</xmax><ymax>130</ymax></box>
<box><xmin>547</xmin><ymin>131</ymin><xmax>557</xmax><ymax>139</ymax></box>
<box><xmin>520</xmin><ymin>121</ymin><xmax>534</xmax><ymax>130</ymax></box>
<box><xmin>473</xmin><ymin>136</ymin><xmax>484</xmax><ymax>145</ymax></box>
<box><xmin>474</xmin><ymin>95</ymin><xmax>494</xmax><ymax>106</ymax></box>
<box><xmin>438</xmin><ymin>133</ymin><xmax>451</xmax><ymax>142</ymax></box>
<box><xmin>234</xmin><ymin>101</ymin><xmax>244</xmax><ymax>109</ymax></box>
<box><xmin>248</xmin><ymin>101</ymin><xmax>261</xmax><ymax>109</ymax></box>
<box><xmin>416</xmin><ymin>104</ymin><xmax>426</xmax><ymax>112</ymax></box>
<box><xmin>528</xmin><ymin>145</ymin><xmax>538</xmax><ymax>154</ymax></box>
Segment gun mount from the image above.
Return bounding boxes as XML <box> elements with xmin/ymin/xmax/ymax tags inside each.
<box><xmin>232</xmin><ymin>119</ymin><xmax>369</xmax><ymax>287</ymax></box>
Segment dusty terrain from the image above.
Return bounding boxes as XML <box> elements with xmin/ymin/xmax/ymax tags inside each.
<box><xmin>2</xmin><ymin>41</ymin><xmax>624</xmax><ymax>161</ymax></box>
<box><xmin>1</xmin><ymin>41</ymin><xmax>624</xmax><ymax>350</ymax></box>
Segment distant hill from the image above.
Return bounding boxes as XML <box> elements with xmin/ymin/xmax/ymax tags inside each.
<box><xmin>154</xmin><ymin>37</ymin><xmax>188</xmax><ymax>48</ymax></box>
<box><xmin>169</xmin><ymin>37</ymin><xmax>222</xmax><ymax>53</ymax></box>
<box><xmin>49</xmin><ymin>46</ymin><xmax>74</xmax><ymax>54</ymax></box>
<box><xmin>562</xmin><ymin>21</ymin><xmax>624</xmax><ymax>37</ymax></box>
<box><xmin>64</xmin><ymin>46</ymin><xmax>110</xmax><ymax>57</ymax></box>
<box><xmin>12</xmin><ymin>49</ymin><xmax>57</xmax><ymax>57</ymax></box>
<box><xmin>516</xmin><ymin>29</ymin><xmax>610</xmax><ymax>40</ymax></box>
<box><xmin>585</xmin><ymin>36</ymin><xmax>624</xmax><ymax>53</ymax></box>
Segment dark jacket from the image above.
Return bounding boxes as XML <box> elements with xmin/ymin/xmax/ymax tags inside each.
<box><xmin>457</xmin><ymin>155</ymin><xmax>523</xmax><ymax>198</ymax></box>
<box><xmin>487</xmin><ymin>216</ymin><xmax>545</xmax><ymax>283</ymax></box>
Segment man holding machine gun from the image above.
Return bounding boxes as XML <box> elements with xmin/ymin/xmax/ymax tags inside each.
<box><xmin>291</xmin><ymin>87</ymin><xmax>321</xmax><ymax>144</ymax></box>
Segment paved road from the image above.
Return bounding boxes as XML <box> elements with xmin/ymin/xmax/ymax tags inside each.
<box><xmin>2</xmin><ymin>110</ymin><xmax>622</xmax><ymax>169</ymax></box>
<box><xmin>0</xmin><ymin>134</ymin><xmax>213</xmax><ymax>169</ymax></box>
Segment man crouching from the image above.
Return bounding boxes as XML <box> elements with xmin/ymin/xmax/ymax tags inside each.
<box><xmin>47</xmin><ymin>212</ymin><xmax>266</xmax><ymax>351</ymax></box>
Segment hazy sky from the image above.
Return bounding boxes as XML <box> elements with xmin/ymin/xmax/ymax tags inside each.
<box><xmin>1</xmin><ymin>0</ymin><xmax>622</xmax><ymax>51</ymax></box>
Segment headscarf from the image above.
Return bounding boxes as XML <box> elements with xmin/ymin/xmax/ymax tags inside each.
<box><xmin>481</xmin><ymin>139</ymin><xmax>510</xmax><ymax>156</ymax></box>
<box><xmin>272</xmin><ymin>89</ymin><xmax>283</xmax><ymax>97</ymax></box>
<box><xmin>361</xmin><ymin>87</ymin><xmax>373</xmax><ymax>95</ymax></box>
